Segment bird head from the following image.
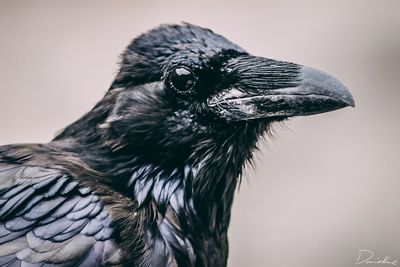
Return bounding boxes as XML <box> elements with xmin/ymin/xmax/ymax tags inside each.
<box><xmin>66</xmin><ymin>23</ymin><xmax>354</xmax><ymax>164</ymax></box>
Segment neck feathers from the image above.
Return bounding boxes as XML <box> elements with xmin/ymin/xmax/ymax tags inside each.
<box><xmin>52</xmin><ymin>90</ymin><xmax>271</xmax><ymax>266</ymax></box>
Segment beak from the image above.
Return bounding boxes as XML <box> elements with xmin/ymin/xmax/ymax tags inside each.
<box><xmin>207</xmin><ymin>55</ymin><xmax>355</xmax><ymax>121</ymax></box>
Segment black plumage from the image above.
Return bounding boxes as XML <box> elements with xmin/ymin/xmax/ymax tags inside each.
<box><xmin>0</xmin><ymin>23</ymin><xmax>354</xmax><ymax>267</ymax></box>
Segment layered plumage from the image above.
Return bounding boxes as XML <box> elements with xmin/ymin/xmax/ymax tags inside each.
<box><xmin>0</xmin><ymin>23</ymin><xmax>354</xmax><ymax>267</ymax></box>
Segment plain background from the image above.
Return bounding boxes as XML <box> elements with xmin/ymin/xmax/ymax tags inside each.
<box><xmin>0</xmin><ymin>1</ymin><xmax>399</xmax><ymax>266</ymax></box>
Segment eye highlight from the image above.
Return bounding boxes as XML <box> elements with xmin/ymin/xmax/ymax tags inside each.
<box><xmin>167</xmin><ymin>66</ymin><xmax>197</xmax><ymax>96</ymax></box>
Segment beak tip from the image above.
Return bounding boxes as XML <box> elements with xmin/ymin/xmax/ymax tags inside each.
<box><xmin>340</xmin><ymin>92</ymin><xmax>355</xmax><ymax>108</ymax></box>
<box><xmin>348</xmin><ymin>98</ymin><xmax>356</xmax><ymax>108</ymax></box>
<box><xmin>340</xmin><ymin>87</ymin><xmax>356</xmax><ymax>109</ymax></box>
<box><xmin>300</xmin><ymin>66</ymin><xmax>355</xmax><ymax>110</ymax></box>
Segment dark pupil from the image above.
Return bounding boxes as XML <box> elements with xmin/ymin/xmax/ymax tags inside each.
<box><xmin>171</xmin><ymin>67</ymin><xmax>194</xmax><ymax>91</ymax></box>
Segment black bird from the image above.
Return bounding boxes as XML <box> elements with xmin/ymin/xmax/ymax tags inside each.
<box><xmin>0</xmin><ymin>23</ymin><xmax>354</xmax><ymax>267</ymax></box>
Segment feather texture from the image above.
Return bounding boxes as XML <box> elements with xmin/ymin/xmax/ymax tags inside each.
<box><xmin>0</xmin><ymin>162</ymin><xmax>123</xmax><ymax>266</ymax></box>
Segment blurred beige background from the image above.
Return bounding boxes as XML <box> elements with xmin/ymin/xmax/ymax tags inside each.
<box><xmin>0</xmin><ymin>1</ymin><xmax>399</xmax><ymax>266</ymax></box>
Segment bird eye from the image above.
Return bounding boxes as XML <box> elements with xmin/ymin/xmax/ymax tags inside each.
<box><xmin>168</xmin><ymin>66</ymin><xmax>197</xmax><ymax>95</ymax></box>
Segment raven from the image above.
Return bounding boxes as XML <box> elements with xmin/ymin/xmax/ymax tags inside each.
<box><xmin>0</xmin><ymin>23</ymin><xmax>354</xmax><ymax>267</ymax></box>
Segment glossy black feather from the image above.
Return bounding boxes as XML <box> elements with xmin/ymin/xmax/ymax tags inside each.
<box><xmin>0</xmin><ymin>159</ymin><xmax>123</xmax><ymax>266</ymax></box>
